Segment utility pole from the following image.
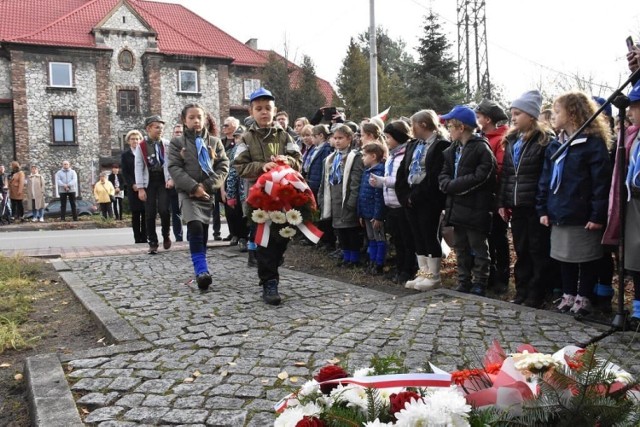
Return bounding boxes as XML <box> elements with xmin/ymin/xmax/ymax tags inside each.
<box><xmin>369</xmin><ymin>0</ymin><xmax>378</xmax><ymax>116</ymax></box>
<box><xmin>457</xmin><ymin>0</ymin><xmax>490</xmax><ymax>101</ymax></box>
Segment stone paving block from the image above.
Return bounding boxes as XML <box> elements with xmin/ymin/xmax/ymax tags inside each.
<box><xmin>84</xmin><ymin>406</ymin><xmax>125</xmax><ymax>423</ymax></box>
<box><xmin>205</xmin><ymin>409</ymin><xmax>248</xmax><ymax>427</ymax></box>
<box><xmin>123</xmin><ymin>406</ymin><xmax>170</xmax><ymax>423</ymax></box>
<box><xmin>69</xmin><ymin>357</ymin><xmax>111</xmax><ymax>369</ymax></box>
<box><xmin>161</xmin><ymin>409</ymin><xmax>209</xmax><ymax>424</ymax></box>
<box><xmin>204</xmin><ymin>396</ymin><xmax>245</xmax><ymax>409</ymax></box>
<box><xmin>71</xmin><ymin>377</ymin><xmax>114</xmax><ymax>392</ymax></box>
<box><xmin>68</xmin><ymin>368</ymin><xmax>102</xmax><ymax>378</ymax></box>
<box><xmin>134</xmin><ymin>379</ymin><xmax>175</xmax><ymax>394</ymax></box>
<box><xmin>114</xmin><ymin>393</ymin><xmax>145</xmax><ymax>408</ymax></box>
<box><xmin>142</xmin><ymin>394</ymin><xmax>176</xmax><ymax>407</ymax></box>
<box><xmin>132</xmin><ymin>370</ymin><xmax>161</xmax><ymax>379</ymax></box>
<box><xmin>108</xmin><ymin>377</ymin><xmax>142</xmax><ymax>391</ymax></box>
<box><xmin>172</xmin><ymin>382</ymin><xmax>213</xmax><ymax>396</ymax></box>
<box><xmin>173</xmin><ymin>396</ymin><xmax>205</xmax><ymax>409</ymax></box>
<box><xmin>77</xmin><ymin>392</ymin><xmax>120</xmax><ymax>407</ymax></box>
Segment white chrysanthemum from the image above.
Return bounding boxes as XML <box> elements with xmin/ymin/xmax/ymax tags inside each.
<box><xmin>512</xmin><ymin>351</ymin><xmax>559</xmax><ymax>372</ymax></box>
<box><xmin>364</xmin><ymin>420</ymin><xmax>394</xmax><ymax>427</ymax></box>
<box><xmin>614</xmin><ymin>371</ymin><xmax>634</xmax><ymax>385</ymax></box>
<box><xmin>378</xmin><ymin>387</ymin><xmax>405</xmax><ymax>404</ymax></box>
<box><xmin>279</xmin><ymin>226</ymin><xmax>297</xmax><ymax>238</ymax></box>
<box><xmin>352</xmin><ymin>367</ymin><xmax>374</xmax><ymax>378</ymax></box>
<box><xmin>330</xmin><ymin>384</ymin><xmax>368</xmax><ymax>414</ymax></box>
<box><xmin>285</xmin><ymin>209</ymin><xmax>303</xmax><ymax>225</ymax></box>
<box><xmin>270</xmin><ymin>211</ymin><xmax>287</xmax><ymax>224</ymax></box>
<box><xmin>394</xmin><ymin>386</ymin><xmax>470</xmax><ymax>427</ymax></box>
<box><xmin>298</xmin><ymin>379</ymin><xmax>320</xmax><ymax>398</ymax></box>
<box><xmin>251</xmin><ymin>209</ymin><xmax>269</xmax><ymax>224</ymax></box>
<box><xmin>274</xmin><ymin>407</ymin><xmax>305</xmax><ymax>427</ymax></box>
<box><xmin>274</xmin><ymin>402</ymin><xmax>322</xmax><ymax>427</ymax></box>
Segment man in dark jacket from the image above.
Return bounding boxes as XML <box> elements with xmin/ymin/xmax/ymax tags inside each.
<box><xmin>439</xmin><ymin>105</ymin><xmax>497</xmax><ymax>297</ymax></box>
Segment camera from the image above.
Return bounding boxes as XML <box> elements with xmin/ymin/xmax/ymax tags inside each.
<box><xmin>323</xmin><ymin>107</ymin><xmax>345</xmax><ymax>122</ymax></box>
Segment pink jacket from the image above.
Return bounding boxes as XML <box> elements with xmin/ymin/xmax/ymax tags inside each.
<box><xmin>602</xmin><ymin>125</ymin><xmax>639</xmax><ymax>245</ymax></box>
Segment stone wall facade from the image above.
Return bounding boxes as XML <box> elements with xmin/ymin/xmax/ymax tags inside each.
<box><xmin>22</xmin><ymin>49</ymin><xmax>100</xmax><ymax>200</ymax></box>
<box><xmin>0</xmin><ymin>57</ymin><xmax>11</xmax><ymax>99</ymax></box>
<box><xmin>0</xmin><ymin>106</ymin><xmax>13</xmax><ymax>166</ymax></box>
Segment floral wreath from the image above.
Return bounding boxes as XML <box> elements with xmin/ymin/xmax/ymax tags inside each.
<box><xmin>247</xmin><ymin>158</ymin><xmax>322</xmax><ymax>247</ymax></box>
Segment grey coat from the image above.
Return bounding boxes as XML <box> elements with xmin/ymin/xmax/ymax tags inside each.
<box><xmin>168</xmin><ymin>129</ymin><xmax>229</xmax><ymax>223</ymax></box>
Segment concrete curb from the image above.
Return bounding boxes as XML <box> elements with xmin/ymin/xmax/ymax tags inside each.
<box><xmin>24</xmin><ymin>353</ymin><xmax>84</xmax><ymax>427</ymax></box>
<box><xmin>54</xmin><ymin>267</ymin><xmax>141</xmax><ymax>344</ymax></box>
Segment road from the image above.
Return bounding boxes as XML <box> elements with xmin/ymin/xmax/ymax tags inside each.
<box><xmin>0</xmin><ymin>224</ymin><xmax>229</xmax><ymax>251</ymax></box>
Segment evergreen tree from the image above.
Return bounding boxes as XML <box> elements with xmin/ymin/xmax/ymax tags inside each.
<box><xmin>357</xmin><ymin>26</ymin><xmax>415</xmax><ymax>86</ymax></box>
<box><xmin>290</xmin><ymin>55</ymin><xmax>326</xmax><ymax>119</ymax></box>
<box><xmin>336</xmin><ymin>39</ymin><xmax>370</xmax><ymax>120</ymax></box>
<box><xmin>262</xmin><ymin>52</ymin><xmax>293</xmax><ymax>113</ymax></box>
<box><xmin>411</xmin><ymin>11</ymin><xmax>464</xmax><ymax>113</ymax></box>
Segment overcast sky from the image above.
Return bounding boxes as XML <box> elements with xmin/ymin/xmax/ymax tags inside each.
<box><xmin>162</xmin><ymin>0</ymin><xmax>639</xmax><ymax>103</ymax></box>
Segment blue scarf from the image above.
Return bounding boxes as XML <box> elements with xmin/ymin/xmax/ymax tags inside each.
<box><xmin>195</xmin><ymin>136</ymin><xmax>214</xmax><ymax>176</ymax></box>
<box><xmin>513</xmin><ymin>136</ymin><xmax>524</xmax><ymax>169</ymax></box>
<box><xmin>550</xmin><ymin>144</ymin><xmax>568</xmax><ymax>194</ymax></box>
<box><xmin>330</xmin><ymin>152</ymin><xmax>343</xmax><ymax>185</ymax></box>
<box><xmin>303</xmin><ymin>146</ymin><xmax>316</xmax><ymax>173</ymax></box>
<box><xmin>408</xmin><ymin>141</ymin><xmax>426</xmax><ymax>183</ymax></box>
<box><xmin>454</xmin><ymin>146</ymin><xmax>462</xmax><ymax>178</ymax></box>
<box><xmin>626</xmin><ymin>138</ymin><xmax>640</xmax><ymax>200</ymax></box>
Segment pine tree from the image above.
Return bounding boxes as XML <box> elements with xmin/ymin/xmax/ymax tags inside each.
<box><xmin>411</xmin><ymin>11</ymin><xmax>464</xmax><ymax>113</ymax></box>
<box><xmin>336</xmin><ymin>39</ymin><xmax>370</xmax><ymax>120</ymax></box>
<box><xmin>290</xmin><ymin>55</ymin><xmax>326</xmax><ymax>119</ymax></box>
<box><xmin>262</xmin><ymin>52</ymin><xmax>293</xmax><ymax>113</ymax></box>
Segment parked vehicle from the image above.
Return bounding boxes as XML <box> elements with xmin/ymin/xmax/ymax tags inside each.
<box><xmin>23</xmin><ymin>199</ymin><xmax>99</xmax><ymax>219</ymax></box>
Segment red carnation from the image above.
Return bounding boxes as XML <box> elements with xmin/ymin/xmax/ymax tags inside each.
<box><xmin>389</xmin><ymin>391</ymin><xmax>421</xmax><ymax>415</ymax></box>
<box><xmin>314</xmin><ymin>365</ymin><xmax>349</xmax><ymax>394</ymax></box>
<box><xmin>247</xmin><ymin>187</ymin><xmax>268</xmax><ymax>209</ymax></box>
<box><xmin>295</xmin><ymin>416</ymin><xmax>326</xmax><ymax>427</ymax></box>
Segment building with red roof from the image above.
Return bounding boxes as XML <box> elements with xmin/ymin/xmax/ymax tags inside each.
<box><xmin>0</xmin><ymin>0</ymin><xmax>336</xmax><ymax>200</ymax></box>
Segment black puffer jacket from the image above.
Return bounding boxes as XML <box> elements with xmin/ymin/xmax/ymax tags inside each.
<box><xmin>499</xmin><ymin>129</ymin><xmax>553</xmax><ymax>208</ymax></box>
<box><xmin>439</xmin><ymin>135</ymin><xmax>496</xmax><ymax>232</ymax></box>
<box><xmin>395</xmin><ymin>137</ymin><xmax>450</xmax><ymax>212</ymax></box>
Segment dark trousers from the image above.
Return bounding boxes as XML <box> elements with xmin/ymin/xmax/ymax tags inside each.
<box><xmin>488</xmin><ymin>213</ymin><xmax>511</xmax><ymax>286</ymax></box>
<box><xmin>131</xmin><ymin>209</ymin><xmax>146</xmax><ymax>243</ymax></box>
<box><xmin>510</xmin><ymin>206</ymin><xmax>551</xmax><ymax>300</ymax></box>
<box><xmin>453</xmin><ymin>225</ymin><xmax>490</xmax><ymax>285</ymax></box>
<box><xmin>386</xmin><ymin>207</ymin><xmax>417</xmax><ymax>275</ymax></box>
<box><xmin>335</xmin><ymin>227</ymin><xmax>362</xmax><ymax>252</ymax></box>
<box><xmin>256</xmin><ymin>237</ymin><xmax>289</xmax><ymax>284</ymax></box>
<box><xmin>560</xmin><ymin>260</ymin><xmax>598</xmax><ymax>298</ymax></box>
<box><xmin>212</xmin><ymin>191</ymin><xmax>221</xmax><ymax>237</ymax></box>
<box><xmin>10</xmin><ymin>199</ymin><xmax>23</xmax><ymax>219</ymax></box>
<box><xmin>99</xmin><ymin>202</ymin><xmax>113</xmax><ymax>219</ymax></box>
<box><xmin>59</xmin><ymin>191</ymin><xmax>77</xmax><ymax>220</ymax></box>
<box><xmin>318</xmin><ymin>219</ymin><xmax>336</xmax><ymax>248</ymax></box>
<box><xmin>111</xmin><ymin>197</ymin><xmax>123</xmax><ymax>220</ymax></box>
<box><xmin>169</xmin><ymin>188</ymin><xmax>183</xmax><ymax>241</ymax></box>
<box><xmin>144</xmin><ymin>176</ymin><xmax>170</xmax><ymax>245</ymax></box>
<box><xmin>405</xmin><ymin>205</ymin><xmax>442</xmax><ymax>257</ymax></box>
<box><xmin>225</xmin><ymin>202</ymin><xmax>247</xmax><ymax>238</ymax></box>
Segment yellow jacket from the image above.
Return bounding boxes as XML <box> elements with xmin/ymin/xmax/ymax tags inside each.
<box><xmin>94</xmin><ymin>180</ymin><xmax>115</xmax><ymax>203</ymax></box>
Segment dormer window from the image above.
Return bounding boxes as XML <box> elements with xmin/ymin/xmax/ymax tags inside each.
<box><xmin>49</xmin><ymin>62</ymin><xmax>72</xmax><ymax>87</ymax></box>
<box><xmin>179</xmin><ymin>70</ymin><xmax>198</xmax><ymax>93</ymax></box>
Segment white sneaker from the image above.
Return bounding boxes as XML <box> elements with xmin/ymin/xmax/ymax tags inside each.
<box><xmin>39</xmin><ymin>218</ymin><xmax>44</xmax><ymax>222</ymax></box>
<box><xmin>557</xmin><ymin>294</ymin><xmax>576</xmax><ymax>313</ymax></box>
<box><xmin>570</xmin><ymin>296</ymin><xmax>591</xmax><ymax>315</ymax></box>
<box><xmin>32</xmin><ymin>218</ymin><xmax>37</xmax><ymax>222</ymax></box>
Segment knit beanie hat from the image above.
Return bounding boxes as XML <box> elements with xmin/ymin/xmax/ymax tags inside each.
<box><xmin>510</xmin><ymin>90</ymin><xmax>543</xmax><ymax>119</ymax></box>
<box><xmin>383</xmin><ymin>123</ymin><xmax>410</xmax><ymax>144</ymax></box>
<box><xmin>476</xmin><ymin>99</ymin><xmax>508</xmax><ymax>123</ymax></box>
<box><xmin>592</xmin><ymin>96</ymin><xmax>612</xmax><ymax>117</ymax></box>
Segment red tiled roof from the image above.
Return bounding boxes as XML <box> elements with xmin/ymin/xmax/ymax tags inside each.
<box><xmin>0</xmin><ymin>0</ymin><xmax>266</xmax><ymax>66</ymax></box>
<box><xmin>257</xmin><ymin>49</ymin><xmax>337</xmax><ymax>106</ymax></box>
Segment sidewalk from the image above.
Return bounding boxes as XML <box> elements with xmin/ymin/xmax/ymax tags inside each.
<box><xmin>24</xmin><ymin>248</ymin><xmax>640</xmax><ymax>426</ymax></box>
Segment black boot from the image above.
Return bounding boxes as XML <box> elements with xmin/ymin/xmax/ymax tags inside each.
<box><xmin>262</xmin><ymin>279</ymin><xmax>281</xmax><ymax>305</ymax></box>
<box><xmin>196</xmin><ymin>272</ymin><xmax>212</xmax><ymax>291</ymax></box>
<box><xmin>455</xmin><ymin>282</ymin><xmax>472</xmax><ymax>293</ymax></box>
<box><xmin>247</xmin><ymin>250</ymin><xmax>257</xmax><ymax>267</ymax></box>
<box><xmin>470</xmin><ymin>282</ymin><xmax>486</xmax><ymax>296</ymax></box>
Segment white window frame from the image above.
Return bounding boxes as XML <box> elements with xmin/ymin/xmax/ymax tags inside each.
<box><xmin>49</xmin><ymin>62</ymin><xmax>73</xmax><ymax>87</ymax></box>
<box><xmin>178</xmin><ymin>70</ymin><xmax>198</xmax><ymax>93</ymax></box>
<box><xmin>243</xmin><ymin>79</ymin><xmax>261</xmax><ymax>100</ymax></box>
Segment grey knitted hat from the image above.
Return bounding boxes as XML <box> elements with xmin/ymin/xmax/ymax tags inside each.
<box><xmin>510</xmin><ymin>90</ymin><xmax>543</xmax><ymax>119</ymax></box>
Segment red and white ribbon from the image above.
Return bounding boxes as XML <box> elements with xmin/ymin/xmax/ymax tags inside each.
<box><xmin>274</xmin><ymin>372</ymin><xmax>452</xmax><ymax>412</ymax></box>
<box><xmin>297</xmin><ymin>221</ymin><xmax>323</xmax><ymax>244</ymax></box>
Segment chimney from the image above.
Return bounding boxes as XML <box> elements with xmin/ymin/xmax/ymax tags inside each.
<box><xmin>245</xmin><ymin>38</ymin><xmax>258</xmax><ymax>50</ymax></box>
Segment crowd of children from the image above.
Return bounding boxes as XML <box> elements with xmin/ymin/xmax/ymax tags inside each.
<box><xmin>154</xmin><ymin>81</ymin><xmax>640</xmax><ymax>328</ymax></box>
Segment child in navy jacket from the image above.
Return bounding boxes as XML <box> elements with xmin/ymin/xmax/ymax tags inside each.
<box><xmin>358</xmin><ymin>143</ymin><xmax>386</xmax><ymax>274</ymax></box>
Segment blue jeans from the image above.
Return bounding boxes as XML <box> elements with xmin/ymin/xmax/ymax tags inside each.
<box><xmin>32</xmin><ymin>207</ymin><xmax>44</xmax><ymax>219</ymax></box>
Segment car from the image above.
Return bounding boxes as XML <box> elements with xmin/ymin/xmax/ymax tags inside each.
<box><xmin>23</xmin><ymin>199</ymin><xmax>99</xmax><ymax>219</ymax></box>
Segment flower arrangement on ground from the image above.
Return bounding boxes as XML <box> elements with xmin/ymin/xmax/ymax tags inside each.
<box><xmin>274</xmin><ymin>345</ymin><xmax>640</xmax><ymax>426</ymax></box>
<box><xmin>247</xmin><ymin>157</ymin><xmax>322</xmax><ymax>246</ymax></box>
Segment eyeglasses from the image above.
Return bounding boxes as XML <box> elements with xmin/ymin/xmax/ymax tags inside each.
<box><xmin>222</xmin><ymin>124</ymin><xmax>230</xmax><ymax>128</ymax></box>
